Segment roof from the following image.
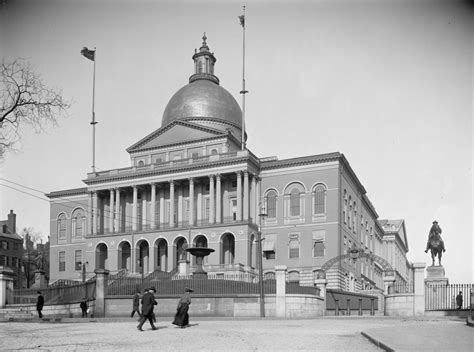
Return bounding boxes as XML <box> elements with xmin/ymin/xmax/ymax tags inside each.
<box><xmin>379</xmin><ymin>219</ymin><xmax>409</xmax><ymax>252</ymax></box>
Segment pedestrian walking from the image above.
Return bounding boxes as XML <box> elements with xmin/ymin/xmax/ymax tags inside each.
<box><xmin>80</xmin><ymin>298</ymin><xmax>88</xmax><ymax>317</ymax></box>
<box><xmin>130</xmin><ymin>290</ymin><xmax>142</xmax><ymax>319</ymax></box>
<box><xmin>137</xmin><ymin>287</ymin><xmax>157</xmax><ymax>331</ymax></box>
<box><xmin>456</xmin><ymin>291</ymin><xmax>463</xmax><ymax>310</ymax></box>
<box><xmin>172</xmin><ymin>287</ymin><xmax>193</xmax><ymax>328</ymax></box>
<box><xmin>36</xmin><ymin>291</ymin><xmax>44</xmax><ymax>318</ymax></box>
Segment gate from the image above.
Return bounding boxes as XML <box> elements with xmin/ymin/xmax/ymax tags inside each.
<box><xmin>425</xmin><ymin>283</ymin><xmax>472</xmax><ymax>310</ymax></box>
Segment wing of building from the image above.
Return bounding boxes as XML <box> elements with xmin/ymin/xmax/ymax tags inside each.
<box><xmin>46</xmin><ymin>35</ymin><xmax>412</xmax><ymax>291</ymax></box>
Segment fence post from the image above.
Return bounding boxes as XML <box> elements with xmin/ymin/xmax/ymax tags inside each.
<box><xmin>275</xmin><ymin>265</ymin><xmax>287</xmax><ymax>318</ymax></box>
<box><xmin>413</xmin><ymin>262</ymin><xmax>426</xmax><ymax>316</ymax></box>
<box><xmin>346</xmin><ymin>299</ymin><xmax>351</xmax><ymax>316</ymax></box>
<box><xmin>94</xmin><ymin>269</ymin><xmax>109</xmax><ymax>317</ymax></box>
<box><xmin>370</xmin><ymin>297</ymin><xmax>375</xmax><ymax>316</ymax></box>
<box><xmin>0</xmin><ymin>267</ymin><xmax>14</xmax><ymax>308</ymax></box>
<box><xmin>335</xmin><ymin>299</ymin><xmax>339</xmax><ymax>316</ymax></box>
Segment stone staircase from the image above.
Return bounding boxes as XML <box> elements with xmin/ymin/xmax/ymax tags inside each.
<box><xmin>0</xmin><ymin>307</ymin><xmax>36</xmax><ymax>321</ymax></box>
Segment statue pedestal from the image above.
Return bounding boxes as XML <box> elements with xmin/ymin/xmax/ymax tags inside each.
<box><xmin>178</xmin><ymin>259</ymin><xmax>190</xmax><ymax>276</ymax></box>
<box><xmin>425</xmin><ymin>265</ymin><xmax>449</xmax><ymax>309</ymax></box>
<box><xmin>32</xmin><ymin>270</ymin><xmax>48</xmax><ymax>289</ymax></box>
<box><xmin>425</xmin><ymin>265</ymin><xmax>448</xmax><ymax>285</ymax></box>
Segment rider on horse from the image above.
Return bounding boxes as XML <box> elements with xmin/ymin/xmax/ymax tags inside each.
<box><xmin>424</xmin><ymin>220</ymin><xmax>445</xmax><ymax>253</ymax></box>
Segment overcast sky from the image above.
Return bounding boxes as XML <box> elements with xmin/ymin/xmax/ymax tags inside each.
<box><xmin>1</xmin><ymin>0</ymin><xmax>472</xmax><ymax>283</ymax></box>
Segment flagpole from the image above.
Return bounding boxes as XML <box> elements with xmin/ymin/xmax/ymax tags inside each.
<box><xmin>240</xmin><ymin>5</ymin><xmax>247</xmax><ymax>150</ymax></box>
<box><xmin>90</xmin><ymin>47</ymin><xmax>97</xmax><ymax>173</ymax></box>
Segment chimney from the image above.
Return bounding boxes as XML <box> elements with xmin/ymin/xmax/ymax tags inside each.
<box><xmin>8</xmin><ymin>210</ymin><xmax>16</xmax><ymax>234</ymax></box>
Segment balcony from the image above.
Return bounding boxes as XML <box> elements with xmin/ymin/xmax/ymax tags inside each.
<box><xmin>86</xmin><ymin>151</ymin><xmax>249</xmax><ymax>181</ymax></box>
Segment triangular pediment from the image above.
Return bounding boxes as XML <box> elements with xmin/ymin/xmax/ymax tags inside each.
<box><xmin>127</xmin><ymin>120</ymin><xmax>227</xmax><ymax>152</ymax></box>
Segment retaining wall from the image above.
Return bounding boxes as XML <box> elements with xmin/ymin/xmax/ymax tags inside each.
<box><xmin>384</xmin><ymin>293</ymin><xmax>414</xmax><ymax>316</ymax></box>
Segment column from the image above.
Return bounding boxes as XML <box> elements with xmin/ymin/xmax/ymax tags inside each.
<box><xmin>132</xmin><ymin>186</ymin><xmax>138</xmax><ymax>232</ymax></box>
<box><xmin>159</xmin><ymin>187</ymin><xmax>164</xmax><ymax>227</ymax></box>
<box><xmin>189</xmin><ymin>178</ymin><xmax>194</xmax><ymax>226</ymax></box>
<box><xmin>92</xmin><ymin>191</ymin><xmax>98</xmax><ymax>235</ymax></box>
<box><xmin>93</xmin><ymin>269</ymin><xmax>109</xmax><ymax>317</ymax></box>
<box><xmin>88</xmin><ymin>192</ymin><xmax>93</xmax><ymax>235</ymax></box>
<box><xmin>197</xmin><ymin>184</ymin><xmax>202</xmax><ymax>223</ymax></box>
<box><xmin>115</xmin><ymin>188</ymin><xmax>121</xmax><ymax>233</ymax></box>
<box><xmin>109</xmin><ymin>189</ymin><xmax>114</xmax><ymax>233</ymax></box>
<box><xmin>178</xmin><ymin>186</ymin><xmax>183</xmax><ymax>225</ymax></box>
<box><xmin>256</xmin><ymin>177</ymin><xmax>261</xmax><ymax>219</ymax></box>
<box><xmin>236</xmin><ymin>171</ymin><xmax>242</xmax><ymax>221</ymax></box>
<box><xmin>275</xmin><ymin>265</ymin><xmax>287</xmax><ymax>318</ymax></box>
<box><xmin>209</xmin><ymin>175</ymin><xmax>215</xmax><ymax>224</ymax></box>
<box><xmin>169</xmin><ymin>181</ymin><xmax>175</xmax><ymax>227</ymax></box>
<box><xmin>243</xmin><ymin>171</ymin><xmax>249</xmax><ymax>220</ymax></box>
<box><xmin>150</xmin><ymin>183</ymin><xmax>156</xmax><ymax>229</ymax></box>
<box><xmin>250</xmin><ymin>175</ymin><xmax>256</xmax><ymax>222</ymax></box>
<box><xmin>216</xmin><ymin>174</ymin><xmax>222</xmax><ymax>223</ymax></box>
<box><xmin>413</xmin><ymin>262</ymin><xmax>426</xmax><ymax>316</ymax></box>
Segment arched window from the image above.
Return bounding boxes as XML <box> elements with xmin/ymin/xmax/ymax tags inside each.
<box><xmin>265</xmin><ymin>190</ymin><xmax>277</xmax><ymax>219</ymax></box>
<box><xmin>137</xmin><ymin>160</ymin><xmax>145</xmax><ymax>167</ymax></box>
<box><xmin>57</xmin><ymin>213</ymin><xmax>67</xmax><ymax>241</ymax></box>
<box><xmin>288</xmin><ymin>271</ymin><xmax>300</xmax><ymax>284</ymax></box>
<box><xmin>290</xmin><ymin>188</ymin><xmax>300</xmax><ymax>216</ymax></box>
<box><xmin>71</xmin><ymin>208</ymin><xmax>85</xmax><ymax>240</ymax></box>
<box><xmin>313</xmin><ymin>184</ymin><xmax>326</xmax><ymax>215</ymax></box>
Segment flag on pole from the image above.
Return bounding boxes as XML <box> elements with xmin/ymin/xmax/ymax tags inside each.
<box><xmin>81</xmin><ymin>47</ymin><xmax>95</xmax><ymax>61</ymax></box>
<box><xmin>238</xmin><ymin>14</ymin><xmax>245</xmax><ymax>27</ymax></box>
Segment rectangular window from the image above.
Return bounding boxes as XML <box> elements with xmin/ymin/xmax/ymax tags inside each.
<box><xmin>191</xmin><ymin>152</ymin><xmax>199</xmax><ymax>159</ymax></box>
<box><xmin>0</xmin><ymin>255</ymin><xmax>5</xmax><ymax>266</ymax></box>
<box><xmin>1</xmin><ymin>241</ymin><xmax>7</xmax><ymax>250</ymax></box>
<box><xmin>230</xmin><ymin>198</ymin><xmax>237</xmax><ymax>220</ymax></box>
<box><xmin>288</xmin><ymin>234</ymin><xmax>300</xmax><ymax>259</ymax></box>
<box><xmin>59</xmin><ymin>251</ymin><xmax>66</xmax><ymax>272</ymax></box>
<box><xmin>312</xmin><ymin>230</ymin><xmax>326</xmax><ymax>257</ymax></box>
<box><xmin>74</xmin><ymin>250</ymin><xmax>82</xmax><ymax>271</ymax></box>
<box><xmin>263</xmin><ymin>234</ymin><xmax>276</xmax><ymax>260</ymax></box>
<box><xmin>290</xmin><ymin>191</ymin><xmax>300</xmax><ymax>217</ymax></box>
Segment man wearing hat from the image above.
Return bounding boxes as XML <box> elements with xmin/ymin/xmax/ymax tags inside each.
<box><xmin>172</xmin><ymin>287</ymin><xmax>193</xmax><ymax>328</ymax></box>
<box><xmin>137</xmin><ymin>287</ymin><xmax>158</xmax><ymax>331</ymax></box>
<box><xmin>36</xmin><ymin>291</ymin><xmax>44</xmax><ymax>318</ymax></box>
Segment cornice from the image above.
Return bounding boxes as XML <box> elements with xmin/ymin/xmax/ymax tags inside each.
<box><xmin>46</xmin><ymin>187</ymin><xmax>88</xmax><ymax>199</ymax></box>
<box><xmin>260</xmin><ymin>152</ymin><xmax>342</xmax><ymax>171</ymax></box>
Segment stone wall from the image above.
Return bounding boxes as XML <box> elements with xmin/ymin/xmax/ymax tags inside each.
<box><xmin>7</xmin><ymin>300</ymin><xmax>96</xmax><ymax>318</ymax></box>
<box><xmin>384</xmin><ymin>293</ymin><xmax>414</xmax><ymax>316</ymax></box>
<box><xmin>105</xmin><ymin>294</ymin><xmax>324</xmax><ymax>318</ymax></box>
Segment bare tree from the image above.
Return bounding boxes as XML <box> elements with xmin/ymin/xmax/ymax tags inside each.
<box><xmin>0</xmin><ymin>58</ymin><xmax>71</xmax><ymax>156</ymax></box>
<box><xmin>20</xmin><ymin>227</ymin><xmax>50</xmax><ymax>288</ymax></box>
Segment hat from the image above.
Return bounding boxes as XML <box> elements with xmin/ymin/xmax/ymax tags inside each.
<box><xmin>149</xmin><ymin>286</ymin><xmax>156</xmax><ymax>292</ymax></box>
<box><xmin>433</xmin><ymin>220</ymin><xmax>438</xmax><ymax>224</ymax></box>
<box><xmin>185</xmin><ymin>287</ymin><xmax>194</xmax><ymax>293</ymax></box>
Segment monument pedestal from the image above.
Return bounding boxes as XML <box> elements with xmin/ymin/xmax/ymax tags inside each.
<box><xmin>32</xmin><ymin>270</ymin><xmax>48</xmax><ymax>289</ymax></box>
<box><xmin>178</xmin><ymin>259</ymin><xmax>190</xmax><ymax>276</ymax></box>
<box><xmin>425</xmin><ymin>265</ymin><xmax>448</xmax><ymax>285</ymax></box>
<box><xmin>425</xmin><ymin>265</ymin><xmax>449</xmax><ymax>310</ymax></box>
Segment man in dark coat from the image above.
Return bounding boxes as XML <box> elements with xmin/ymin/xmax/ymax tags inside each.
<box><xmin>130</xmin><ymin>290</ymin><xmax>142</xmax><ymax>319</ymax></box>
<box><xmin>80</xmin><ymin>298</ymin><xmax>88</xmax><ymax>317</ymax></box>
<box><xmin>137</xmin><ymin>287</ymin><xmax>157</xmax><ymax>331</ymax></box>
<box><xmin>36</xmin><ymin>291</ymin><xmax>44</xmax><ymax>318</ymax></box>
<box><xmin>456</xmin><ymin>291</ymin><xmax>463</xmax><ymax>310</ymax></box>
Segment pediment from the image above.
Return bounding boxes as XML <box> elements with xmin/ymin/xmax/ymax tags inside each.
<box><xmin>127</xmin><ymin>121</ymin><xmax>227</xmax><ymax>152</ymax></box>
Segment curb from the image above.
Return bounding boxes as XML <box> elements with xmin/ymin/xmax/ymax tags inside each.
<box><xmin>360</xmin><ymin>331</ymin><xmax>394</xmax><ymax>352</ymax></box>
<box><xmin>467</xmin><ymin>316</ymin><xmax>474</xmax><ymax>327</ymax></box>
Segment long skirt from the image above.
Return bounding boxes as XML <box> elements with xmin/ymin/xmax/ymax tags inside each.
<box><xmin>172</xmin><ymin>303</ymin><xmax>189</xmax><ymax>327</ymax></box>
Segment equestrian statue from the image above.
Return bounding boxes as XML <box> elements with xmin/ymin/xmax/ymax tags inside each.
<box><xmin>424</xmin><ymin>220</ymin><xmax>446</xmax><ymax>266</ymax></box>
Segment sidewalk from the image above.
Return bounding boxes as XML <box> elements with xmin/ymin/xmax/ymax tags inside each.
<box><xmin>362</xmin><ymin>318</ymin><xmax>473</xmax><ymax>351</ymax></box>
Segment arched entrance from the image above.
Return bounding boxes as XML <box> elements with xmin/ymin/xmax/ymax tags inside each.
<box><xmin>175</xmin><ymin>237</ymin><xmax>188</xmax><ymax>268</ymax></box>
<box><xmin>136</xmin><ymin>240</ymin><xmax>149</xmax><ymax>276</ymax></box>
<box><xmin>192</xmin><ymin>235</ymin><xmax>208</xmax><ymax>265</ymax></box>
<box><xmin>118</xmin><ymin>241</ymin><xmax>131</xmax><ymax>271</ymax></box>
<box><xmin>155</xmin><ymin>238</ymin><xmax>168</xmax><ymax>271</ymax></box>
<box><xmin>316</xmin><ymin>243</ymin><xmax>395</xmax><ymax>281</ymax></box>
<box><xmin>95</xmin><ymin>243</ymin><xmax>108</xmax><ymax>270</ymax></box>
<box><xmin>221</xmin><ymin>233</ymin><xmax>235</xmax><ymax>265</ymax></box>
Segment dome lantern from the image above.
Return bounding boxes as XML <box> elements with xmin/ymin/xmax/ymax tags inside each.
<box><xmin>189</xmin><ymin>32</ymin><xmax>219</xmax><ymax>84</ymax></box>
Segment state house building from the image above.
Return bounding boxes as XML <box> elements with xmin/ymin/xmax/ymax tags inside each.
<box><xmin>47</xmin><ymin>36</ymin><xmax>411</xmax><ymax>292</ymax></box>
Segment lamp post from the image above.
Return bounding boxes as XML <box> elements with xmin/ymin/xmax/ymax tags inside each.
<box><xmin>257</xmin><ymin>205</ymin><xmax>267</xmax><ymax>317</ymax></box>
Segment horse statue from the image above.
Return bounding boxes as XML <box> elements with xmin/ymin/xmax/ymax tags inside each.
<box><xmin>424</xmin><ymin>221</ymin><xmax>445</xmax><ymax>266</ymax></box>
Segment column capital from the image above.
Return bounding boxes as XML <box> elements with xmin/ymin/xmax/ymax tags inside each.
<box><xmin>243</xmin><ymin>170</ymin><xmax>249</xmax><ymax>176</ymax></box>
<box><xmin>169</xmin><ymin>180</ymin><xmax>175</xmax><ymax>185</ymax></box>
<box><xmin>188</xmin><ymin>177</ymin><xmax>194</xmax><ymax>183</ymax></box>
<box><xmin>149</xmin><ymin>182</ymin><xmax>156</xmax><ymax>187</ymax></box>
<box><xmin>236</xmin><ymin>170</ymin><xmax>242</xmax><ymax>177</ymax></box>
<box><xmin>215</xmin><ymin>174</ymin><xmax>221</xmax><ymax>180</ymax></box>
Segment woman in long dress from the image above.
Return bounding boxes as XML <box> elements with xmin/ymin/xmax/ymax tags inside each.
<box><xmin>172</xmin><ymin>287</ymin><xmax>193</xmax><ymax>328</ymax></box>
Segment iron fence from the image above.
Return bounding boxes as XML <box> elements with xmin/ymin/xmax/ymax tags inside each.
<box><xmin>425</xmin><ymin>283</ymin><xmax>473</xmax><ymax>310</ymax></box>
<box><xmin>389</xmin><ymin>281</ymin><xmax>414</xmax><ymax>294</ymax></box>
<box><xmin>13</xmin><ymin>279</ymin><xmax>96</xmax><ymax>305</ymax></box>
